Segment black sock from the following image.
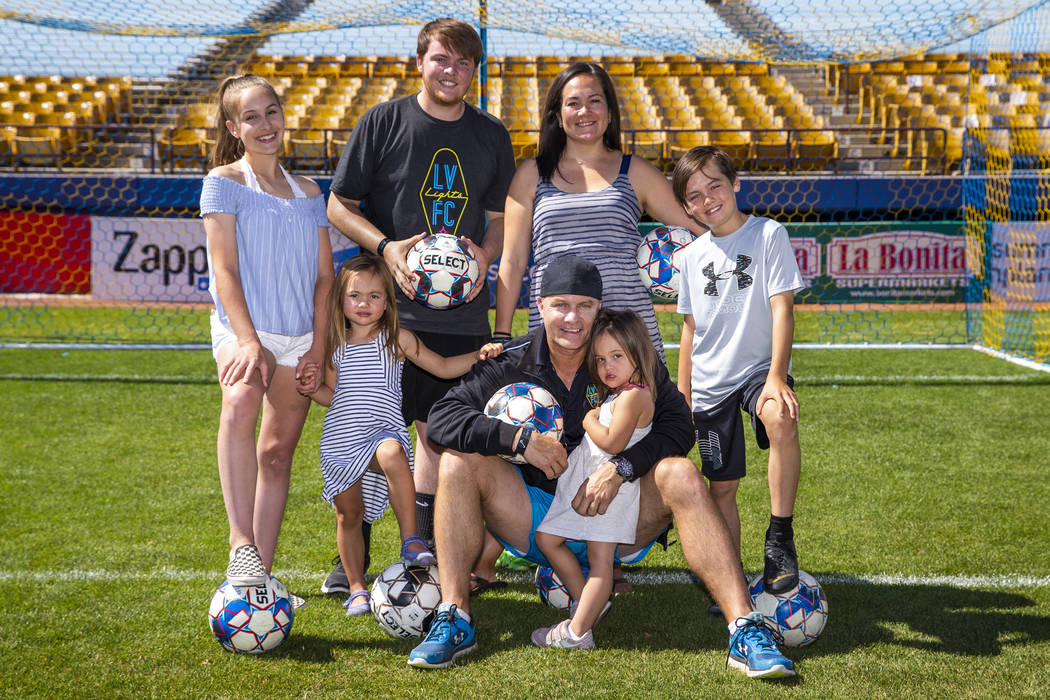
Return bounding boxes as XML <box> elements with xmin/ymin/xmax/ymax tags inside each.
<box><xmin>767</xmin><ymin>515</ymin><xmax>794</xmax><ymax>542</ymax></box>
<box><xmin>415</xmin><ymin>492</ymin><xmax>436</xmax><ymax>543</ymax></box>
<box><xmin>361</xmin><ymin>520</ymin><xmax>372</xmax><ymax>573</ymax></box>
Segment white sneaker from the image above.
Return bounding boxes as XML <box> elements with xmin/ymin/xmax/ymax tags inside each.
<box><xmin>531</xmin><ymin>619</ymin><xmax>595</xmax><ymax>650</ymax></box>
<box><xmin>226</xmin><ymin>544</ymin><xmax>267</xmax><ymax>587</ymax></box>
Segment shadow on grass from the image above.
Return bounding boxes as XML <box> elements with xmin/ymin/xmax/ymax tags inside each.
<box><xmin>241</xmin><ymin>574</ymin><xmax>1048</xmax><ymax>666</ymax></box>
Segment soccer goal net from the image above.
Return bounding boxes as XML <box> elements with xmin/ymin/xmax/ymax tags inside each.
<box><xmin>0</xmin><ymin>1</ymin><xmax>1047</xmax><ymax>366</ymax></box>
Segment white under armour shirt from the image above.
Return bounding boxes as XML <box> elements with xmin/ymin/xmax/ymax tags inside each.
<box><xmin>677</xmin><ymin>215</ymin><xmax>804</xmax><ymax>411</ymax></box>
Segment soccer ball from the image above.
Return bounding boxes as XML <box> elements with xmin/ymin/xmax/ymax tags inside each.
<box><xmin>484</xmin><ymin>382</ymin><xmax>565</xmax><ymax>464</ymax></box>
<box><xmin>208</xmin><ymin>576</ymin><xmax>294</xmax><ymax>654</ymax></box>
<box><xmin>748</xmin><ymin>569</ymin><xmax>828</xmax><ymax>648</ymax></box>
<box><xmin>370</xmin><ymin>561</ymin><xmax>443</xmax><ymax>639</ymax></box>
<box><xmin>636</xmin><ymin>226</ymin><xmax>697</xmax><ymax>300</ymax></box>
<box><xmin>535</xmin><ymin>564</ymin><xmax>588</xmax><ymax>611</ymax></box>
<box><xmin>405</xmin><ymin>233</ymin><xmax>480</xmax><ymax>309</ymax></box>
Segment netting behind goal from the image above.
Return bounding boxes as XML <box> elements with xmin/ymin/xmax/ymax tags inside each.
<box><xmin>0</xmin><ymin>1</ymin><xmax>1047</xmax><ymax>366</ymax></box>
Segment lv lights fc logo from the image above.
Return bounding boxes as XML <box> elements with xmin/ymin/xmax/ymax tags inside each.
<box><xmin>420</xmin><ymin>148</ymin><xmax>469</xmax><ymax>236</ymax></box>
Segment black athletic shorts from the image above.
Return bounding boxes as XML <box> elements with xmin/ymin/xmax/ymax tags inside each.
<box><xmin>691</xmin><ymin>370</ymin><xmax>795</xmax><ymax>482</ymax></box>
<box><xmin>401</xmin><ymin>330</ymin><xmax>489</xmax><ymax>425</ymax></box>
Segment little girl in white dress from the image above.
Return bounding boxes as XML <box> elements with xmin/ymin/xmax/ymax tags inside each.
<box><xmin>533</xmin><ymin>309</ymin><xmax>659</xmax><ymax>650</ymax></box>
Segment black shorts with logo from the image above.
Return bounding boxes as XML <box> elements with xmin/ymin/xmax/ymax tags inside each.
<box><xmin>691</xmin><ymin>370</ymin><xmax>795</xmax><ymax>482</ymax></box>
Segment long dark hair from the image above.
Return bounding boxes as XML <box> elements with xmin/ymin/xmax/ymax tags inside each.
<box><xmin>587</xmin><ymin>309</ymin><xmax>659</xmax><ymax>404</ymax></box>
<box><xmin>535</xmin><ymin>62</ymin><xmax>622</xmax><ymax>182</ymax></box>
<box><xmin>210</xmin><ymin>73</ymin><xmax>282</xmax><ymax>168</ymax></box>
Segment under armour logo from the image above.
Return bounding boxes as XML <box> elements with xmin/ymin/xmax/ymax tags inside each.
<box><xmin>703</xmin><ymin>255</ymin><xmax>754</xmax><ymax>296</ymax></box>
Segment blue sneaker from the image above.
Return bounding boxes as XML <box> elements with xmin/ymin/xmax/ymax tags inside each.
<box><xmin>727</xmin><ymin>612</ymin><xmax>796</xmax><ymax>678</ymax></box>
<box><xmin>407</xmin><ymin>602</ymin><xmax>477</xmax><ymax>669</ymax></box>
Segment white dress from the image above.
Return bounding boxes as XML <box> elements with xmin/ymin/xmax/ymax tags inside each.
<box><xmin>537</xmin><ymin>394</ymin><xmax>651</xmax><ymax>545</ymax></box>
<box><xmin>319</xmin><ymin>332</ymin><xmax>412</xmax><ymax>523</ymax></box>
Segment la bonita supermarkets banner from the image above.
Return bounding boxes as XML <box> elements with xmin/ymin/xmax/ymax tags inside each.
<box><xmin>84</xmin><ymin>217</ymin><xmax>974</xmax><ymax>304</ymax></box>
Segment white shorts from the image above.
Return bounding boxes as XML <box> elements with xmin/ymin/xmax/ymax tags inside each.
<box><xmin>210</xmin><ymin>312</ymin><xmax>314</xmax><ymax>368</ymax></box>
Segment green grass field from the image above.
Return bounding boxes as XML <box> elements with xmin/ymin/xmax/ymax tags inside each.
<box><xmin>2</xmin><ymin>315</ymin><xmax>1050</xmax><ymax>698</ymax></box>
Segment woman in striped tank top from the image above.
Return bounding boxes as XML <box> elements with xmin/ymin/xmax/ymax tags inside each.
<box><xmin>200</xmin><ymin>74</ymin><xmax>333</xmax><ymax>595</ymax></box>
<box><xmin>298</xmin><ymin>255</ymin><xmax>503</xmax><ymax>616</ymax></box>
<box><xmin>494</xmin><ymin>62</ymin><xmax>702</xmax><ymax>360</ymax></box>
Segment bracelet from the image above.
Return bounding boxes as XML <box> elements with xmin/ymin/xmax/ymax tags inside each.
<box><xmin>376</xmin><ymin>238</ymin><xmax>389</xmax><ymax>256</ymax></box>
<box><xmin>515</xmin><ymin>426</ymin><xmax>533</xmax><ymax>456</ymax></box>
<box><xmin>492</xmin><ymin>331</ymin><xmax>512</xmax><ymax>340</ymax></box>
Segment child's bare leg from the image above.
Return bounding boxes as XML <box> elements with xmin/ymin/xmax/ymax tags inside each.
<box><xmin>372</xmin><ymin>440</ymin><xmax>426</xmax><ymax>553</ymax></box>
<box><xmin>708</xmin><ymin>478</ymin><xmax>741</xmax><ymax>561</ymax></box>
<box><xmin>569</xmin><ymin>541</ymin><xmax>615</xmax><ymax>637</ymax></box>
<box><xmin>536</xmin><ymin>531</ymin><xmax>586</xmax><ymax>601</ymax></box>
<box><xmin>333</xmin><ymin>485</ymin><xmax>368</xmax><ymax>601</ymax></box>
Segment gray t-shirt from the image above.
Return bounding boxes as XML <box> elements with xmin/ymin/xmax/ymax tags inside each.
<box><xmin>330</xmin><ymin>94</ymin><xmax>515</xmax><ymax>335</ymax></box>
<box><xmin>677</xmin><ymin>215</ymin><xmax>805</xmax><ymax>411</ymax></box>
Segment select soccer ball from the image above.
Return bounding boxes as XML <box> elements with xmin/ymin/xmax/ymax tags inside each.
<box><xmin>370</xmin><ymin>561</ymin><xmax>443</xmax><ymax>639</ymax></box>
<box><xmin>535</xmin><ymin>564</ymin><xmax>588</xmax><ymax>611</ymax></box>
<box><xmin>484</xmin><ymin>382</ymin><xmax>565</xmax><ymax>464</ymax></box>
<box><xmin>208</xmin><ymin>576</ymin><xmax>294</xmax><ymax>654</ymax></box>
<box><xmin>636</xmin><ymin>226</ymin><xmax>697</xmax><ymax>300</ymax></box>
<box><xmin>405</xmin><ymin>233</ymin><xmax>480</xmax><ymax>309</ymax></box>
<box><xmin>748</xmin><ymin>569</ymin><xmax>828</xmax><ymax>648</ymax></box>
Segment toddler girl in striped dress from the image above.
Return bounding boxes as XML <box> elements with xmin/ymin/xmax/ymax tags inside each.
<box><xmin>299</xmin><ymin>254</ymin><xmax>502</xmax><ymax>616</ymax></box>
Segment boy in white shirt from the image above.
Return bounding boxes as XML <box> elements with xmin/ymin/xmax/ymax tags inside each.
<box><xmin>672</xmin><ymin>146</ymin><xmax>805</xmax><ymax>597</ymax></box>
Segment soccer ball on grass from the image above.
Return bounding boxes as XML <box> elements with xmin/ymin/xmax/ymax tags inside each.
<box><xmin>748</xmin><ymin>569</ymin><xmax>828</xmax><ymax>647</ymax></box>
<box><xmin>208</xmin><ymin>576</ymin><xmax>294</xmax><ymax>654</ymax></box>
<box><xmin>370</xmin><ymin>561</ymin><xmax>443</xmax><ymax>639</ymax></box>
<box><xmin>534</xmin><ymin>564</ymin><xmax>588</xmax><ymax>611</ymax></box>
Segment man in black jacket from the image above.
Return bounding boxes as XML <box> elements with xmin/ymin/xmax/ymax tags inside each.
<box><xmin>408</xmin><ymin>255</ymin><xmax>795</xmax><ymax>679</ymax></box>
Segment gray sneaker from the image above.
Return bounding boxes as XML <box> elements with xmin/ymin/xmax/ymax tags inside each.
<box><xmin>320</xmin><ymin>556</ymin><xmax>350</xmax><ymax>595</ymax></box>
<box><xmin>227</xmin><ymin>544</ymin><xmax>267</xmax><ymax>588</ymax></box>
<box><xmin>531</xmin><ymin>619</ymin><xmax>595</xmax><ymax>650</ymax></box>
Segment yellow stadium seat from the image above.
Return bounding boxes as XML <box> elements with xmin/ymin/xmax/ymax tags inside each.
<box><xmin>510</xmin><ymin>131</ymin><xmax>538</xmax><ymax>163</ymax></box>
<box><xmin>749</xmin><ymin>130</ymin><xmax>790</xmax><ymax>172</ymax></box>
<box><xmin>795</xmin><ymin>131</ymin><xmax>838</xmax><ymax>171</ymax></box>
<box><xmin>669</xmin><ymin>130</ymin><xmax>709</xmax><ymax>159</ymax></box>
<box><xmin>711</xmin><ymin>130</ymin><xmax>751</xmax><ymax>165</ymax></box>
<box><xmin>13</xmin><ymin>126</ymin><xmax>62</xmax><ymax>167</ymax></box>
<box><xmin>157</xmin><ymin>127</ymin><xmax>208</xmax><ymax>172</ymax></box>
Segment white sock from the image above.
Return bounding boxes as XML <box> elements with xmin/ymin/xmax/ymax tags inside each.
<box><xmin>566</xmin><ymin>621</ymin><xmax>586</xmax><ymax>641</ymax></box>
<box><xmin>457</xmin><ymin>609</ymin><xmax>472</xmax><ymax>625</ymax></box>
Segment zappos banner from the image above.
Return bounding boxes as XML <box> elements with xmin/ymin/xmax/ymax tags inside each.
<box><xmin>91</xmin><ymin>217</ymin><xmax>359</xmax><ymax>302</ymax></box>
<box><xmin>987</xmin><ymin>222</ymin><xmax>1050</xmax><ymax>302</ymax></box>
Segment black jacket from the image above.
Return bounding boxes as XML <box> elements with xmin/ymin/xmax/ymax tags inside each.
<box><xmin>426</xmin><ymin>327</ymin><xmax>694</xmax><ymax>495</ymax></box>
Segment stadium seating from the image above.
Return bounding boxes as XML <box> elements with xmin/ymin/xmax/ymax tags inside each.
<box><xmin>2</xmin><ymin>50</ymin><xmax>1047</xmax><ymax>174</ymax></box>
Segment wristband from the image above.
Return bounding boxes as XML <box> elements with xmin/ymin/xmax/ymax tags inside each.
<box><xmin>376</xmin><ymin>238</ymin><xmax>390</xmax><ymax>256</ymax></box>
<box><xmin>515</xmin><ymin>426</ymin><xmax>534</xmax><ymax>456</ymax></box>
<box><xmin>492</xmin><ymin>331</ymin><xmax>512</xmax><ymax>341</ymax></box>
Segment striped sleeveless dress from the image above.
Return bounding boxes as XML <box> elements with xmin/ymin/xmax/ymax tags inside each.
<box><xmin>319</xmin><ymin>331</ymin><xmax>412</xmax><ymax>523</ymax></box>
<box><xmin>529</xmin><ymin>154</ymin><xmax>663</xmax><ymax>358</ymax></box>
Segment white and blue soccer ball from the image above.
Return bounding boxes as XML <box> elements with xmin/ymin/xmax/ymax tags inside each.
<box><xmin>534</xmin><ymin>564</ymin><xmax>588</xmax><ymax>611</ymax></box>
<box><xmin>208</xmin><ymin>576</ymin><xmax>294</xmax><ymax>654</ymax></box>
<box><xmin>370</xmin><ymin>561</ymin><xmax>443</xmax><ymax>639</ymax></box>
<box><xmin>636</xmin><ymin>225</ymin><xmax>697</xmax><ymax>300</ymax></box>
<box><xmin>748</xmin><ymin>569</ymin><xmax>828</xmax><ymax>647</ymax></box>
<box><xmin>484</xmin><ymin>382</ymin><xmax>565</xmax><ymax>464</ymax></box>
<box><xmin>406</xmin><ymin>233</ymin><xmax>480</xmax><ymax>309</ymax></box>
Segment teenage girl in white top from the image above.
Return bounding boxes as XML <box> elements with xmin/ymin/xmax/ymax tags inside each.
<box><xmin>200</xmin><ymin>74</ymin><xmax>333</xmax><ymax>591</ymax></box>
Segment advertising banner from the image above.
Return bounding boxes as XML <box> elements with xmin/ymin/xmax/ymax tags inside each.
<box><xmin>987</xmin><ymin>222</ymin><xmax>1050</xmax><ymax>303</ymax></box>
<box><xmin>1</xmin><ymin>212</ymin><xmax>90</xmax><ymax>293</ymax></box>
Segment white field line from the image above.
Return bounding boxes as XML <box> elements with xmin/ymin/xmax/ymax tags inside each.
<box><xmin>1</xmin><ymin>568</ymin><xmax>1046</xmax><ymax>589</ymax></box>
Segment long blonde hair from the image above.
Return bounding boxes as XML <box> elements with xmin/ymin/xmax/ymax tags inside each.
<box><xmin>210</xmin><ymin>74</ymin><xmax>282</xmax><ymax>168</ymax></box>
<box><xmin>586</xmin><ymin>309</ymin><xmax>659</xmax><ymax>404</ymax></box>
<box><xmin>325</xmin><ymin>255</ymin><xmax>403</xmax><ymax>366</ymax></box>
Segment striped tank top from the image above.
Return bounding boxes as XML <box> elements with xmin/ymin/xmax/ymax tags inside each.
<box><xmin>528</xmin><ymin>154</ymin><xmax>663</xmax><ymax>357</ymax></box>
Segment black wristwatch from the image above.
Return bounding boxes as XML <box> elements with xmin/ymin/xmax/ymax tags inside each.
<box><xmin>612</xmin><ymin>456</ymin><xmax>634</xmax><ymax>481</ymax></box>
<box><xmin>515</xmin><ymin>427</ymin><xmax>534</xmax><ymax>456</ymax></box>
